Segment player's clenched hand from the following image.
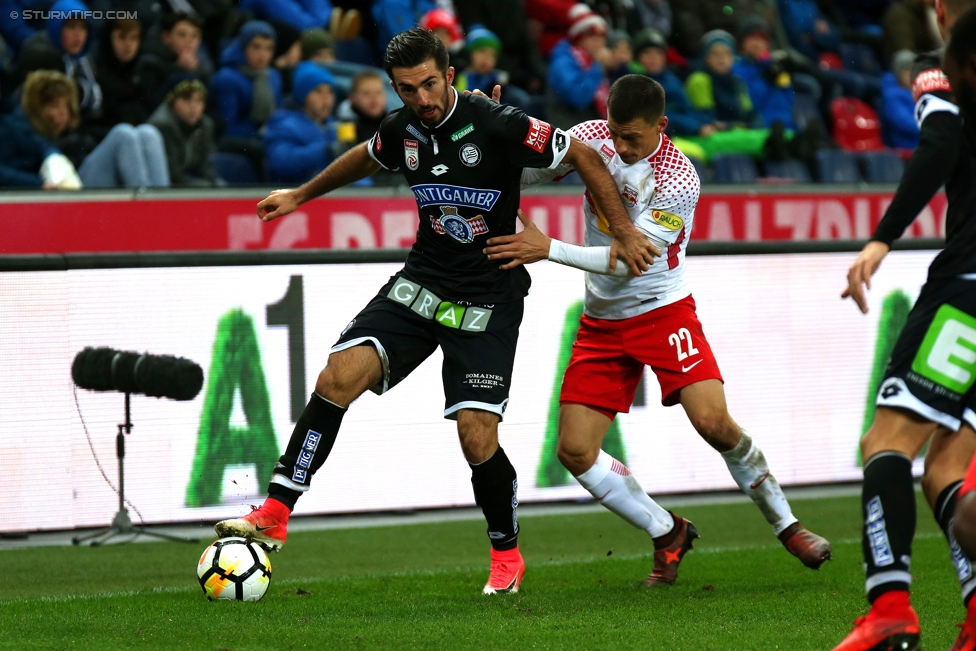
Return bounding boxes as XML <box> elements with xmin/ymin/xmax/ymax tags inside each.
<box><xmin>484</xmin><ymin>209</ymin><xmax>551</xmax><ymax>270</ymax></box>
<box><xmin>842</xmin><ymin>240</ymin><xmax>890</xmax><ymax>314</ymax></box>
<box><xmin>257</xmin><ymin>189</ymin><xmax>302</xmax><ymax>222</ymax></box>
<box><xmin>610</xmin><ymin>227</ymin><xmax>660</xmax><ymax>275</ymax></box>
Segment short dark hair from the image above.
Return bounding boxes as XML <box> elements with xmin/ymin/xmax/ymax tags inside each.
<box><xmin>383</xmin><ymin>27</ymin><xmax>449</xmax><ymax>80</ymax></box>
<box><xmin>607</xmin><ymin>75</ymin><xmax>666</xmax><ymax>124</ymax></box>
<box><xmin>161</xmin><ymin>11</ymin><xmax>203</xmax><ymax>33</ymax></box>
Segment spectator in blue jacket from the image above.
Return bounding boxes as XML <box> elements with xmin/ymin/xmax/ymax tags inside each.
<box><xmin>373</xmin><ymin>0</ymin><xmax>435</xmax><ymax>52</ymax></box>
<box><xmin>15</xmin><ymin>0</ymin><xmax>102</xmax><ymax>118</ymax></box>
<box><xmin>240</xmin><ymin>0</ymin><xmax>332</xmax><ymax>32</ymax></box>
<box><xmin>632</xmin><ymin>28</ymin><xmax>712</xmax><ymax>137</ymax></box>
<box><xmin>210</xmin><ymin>21</ymin><xmax>282</xmax><ymax>140</ymax></box>
<box><xmin>547</xmin><ymin>8</ymin><xmax>610</xmax><ymax>129</ymax></box>
<box><xmin>880</xmin><ymin>49</ymin><xmax>919</xmax><ymax>149</ymax></box>
<box><xmin>776</xmin><ymin>0</ymin><xmax>841</xmax><ymax>63</ymax></box>
<box><xmin>264</xmin><ymin>61</ymin><xmax>338</xmax><ymax>183</ymax></box>
<box><xmin>0</xmin><ymin>110</ymin><xmax>58</xmax><ymax>187</ymax></box>
<box><xmin>0</xmin><ymin>0</ymin><xmax>48</xmax><ymax>55</ymax></box>
<box><xmin>732</xmin><ymin>18</ymin><xmax>797</xmax><ymax>130</ymax></box>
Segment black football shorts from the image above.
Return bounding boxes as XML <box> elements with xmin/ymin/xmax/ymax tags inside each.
<box><xmin>877</xmin><ymin>275</ymin><xmax>976</xmax><ymax>431</ymax></box>
<box><xmin>332</xmin><ymin>274</ymin><xmax>523</xmax><ymax>420</ymax></box>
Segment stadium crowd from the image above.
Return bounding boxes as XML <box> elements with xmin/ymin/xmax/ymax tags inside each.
<box><xmin>0</xmin><ymin>0</ymin><xmax>940</xmax><ymax>188</ymax></box>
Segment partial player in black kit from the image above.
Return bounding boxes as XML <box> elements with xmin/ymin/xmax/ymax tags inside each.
<box><xmin>832</xmin><ymin>1</ymin><xmax>976</xmax><ymax>649</ymax></box>
<box><xmin>215</xmin><ymin>27</ymin><xmax>658</xmax><ymax>595</ymax></box>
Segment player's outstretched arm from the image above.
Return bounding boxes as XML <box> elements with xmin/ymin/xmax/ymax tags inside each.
<box><xmin>485</xmin><ymin>210</ymin><xmax>630</xmax><ymax>276</ymax></box>
<box><xmin>257</xmin><ymin>143</ymin><xmax>381</xmax><ymax>222</ymax></box>
<box><xmin>562</xmin><ymin>138</ymin><xmax>660</xmax><ymax>275</ymax></box>
<box><xmin>841</xmin><ymin>240</ymin><xmax>890</xmax><ymax>314</ymax></box>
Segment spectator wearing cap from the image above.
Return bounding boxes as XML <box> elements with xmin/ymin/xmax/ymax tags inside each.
<box><xmin>454</xmin><ymin>0</ymin><xmax>547</xmax><ymax>93</ymax></box>
<box><xmin>15</xmin><ymin>0</ymin><xmax>102</xmax><ymax>118</ymax></box>
<box><xmin>632</xmin><ymin>28</ymin><xmax>712</xmax><ymax>138</ymax></box>
<box><xmin>148</xmin><ymin>78</ymin><xmax>222</xmax><ymax>186</ymax></box>
<box><xmin>300</xmin><ymin>28</ymin><xmax>336</xmax><ymax>63</ymax></box>
<box><xmin>684</xmin><ymin>30</ymin><xmax>773</xmax><ymax>161</ymax></box>
<box><xmin>879</xmin><ymin>49</ymin><xmax>920</xmax><ymax>149</ymax></box>
<box><xmin>547</xmin><ymin>8</ymin><xmax>611</xmax><ymax>129</ymax></box>
<box><xmin>420</xmin><ymin>8</ymin><xmax>467</xmax><ymax>70</ymax></box>
<box><xmin>210</xmin><ymin>21</ymin><xmax>282</xmax><ymax>140</ymax></box>
<box><xmin>270</xmin><ymin>20</ymin><xmax>303</xmax><ymax>97</ymax></box>
<box><xmin>732</xmin><ymin>17</ymin><xmax>797</xmax><ymax>130</ymax></box>
<box><xmin>455</xmin><ymin>24</ymin><xmax>531</xmax><ymax>110</ymax></box>
<box><xmin>264</xmin><ymin>61</ymin><xmax>339</xmax><ymax>183</ymax></box>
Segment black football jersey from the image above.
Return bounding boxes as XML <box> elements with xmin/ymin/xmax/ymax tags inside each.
<box><xmin>368</xmin><ymin>89</ymin><xmax>570</xmax><ymax>302</ymax></box>
<box><xmin>873</xmin><ymin>50</ymin><xmax>976</xmax><ymax>280</ymax></box>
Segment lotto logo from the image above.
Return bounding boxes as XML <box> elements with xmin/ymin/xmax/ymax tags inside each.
<box><xmin>523</xmin><ymin>118</ymin><xmax>552</xmax><ymax>153</ymax></box>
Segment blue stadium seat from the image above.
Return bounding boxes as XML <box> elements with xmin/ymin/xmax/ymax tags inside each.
<box><xmin>860</xmin><ymin>150</ymin><xmax>905</xmax><ymax>183</ymax></box>
<box><xmin>792</xmin><ymin>93</ymin><xmax>822</xmax><ymax>132</ymax></box>
<box><xmin>211</xmin><ymin>152</ymin><xmax>258</xmax><ymax>185</ymax></box>
<box><xmin>815</xmin><ymin>150</ymin><xmax>862</xmax><ymax>183</ymax></box>
<box><xmin>765</xmin><ymin>159</ymin><xmax>811</xmax><ymax>182</ymax></box>
<box><xmin>711</xmin><ymin>153</ymin><xmax>758</xmax><ymax>184</ymax></box>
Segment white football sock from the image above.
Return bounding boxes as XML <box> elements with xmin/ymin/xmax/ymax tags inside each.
<box><xmin>575</xmin><ymin>450</ymin><xmax>674</xmax><ymax>538</ymax></box>
<box><xmin>721</xmin><ymin>430</ymin><xmax>797</xmax><ymax>535</ymax></box>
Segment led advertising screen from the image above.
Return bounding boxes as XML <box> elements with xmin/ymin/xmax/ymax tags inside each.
<box><xmin>0</xmin><ymin>250</ymin><xmax>937</xmax><ymax>532</ymax></box>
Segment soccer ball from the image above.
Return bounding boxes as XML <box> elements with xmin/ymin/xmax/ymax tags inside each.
<box><xmin>197</xmin><ymin>537</ymin><xmax>272</xmax><ymax>602</ymax></box>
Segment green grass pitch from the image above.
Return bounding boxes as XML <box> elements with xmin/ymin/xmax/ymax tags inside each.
<box><xmin>1</xmin><ymin>492</ymin><xmax>965</xmax><ymax>650</ymax></box>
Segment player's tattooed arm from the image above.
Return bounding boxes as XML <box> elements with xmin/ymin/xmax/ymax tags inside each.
<box><xmin>562</xmin><ymin>138</ymin><xmax>660</xmax><ymax>275</ymax></box>
<box><xmin>256</xmin><ymin>143</ymin><xmax>381</xmax><ymax>222</ymax></box>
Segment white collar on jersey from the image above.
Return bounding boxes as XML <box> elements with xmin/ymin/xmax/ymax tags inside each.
<box><xmin>646</xmin><ymin>134</ymin><xmax>663</xmax><ymax>161</ymax></box>
<box><xmin>419</xmin><ymin>87</ymin><xmax>459</xmax><ymax>130</ymax></box>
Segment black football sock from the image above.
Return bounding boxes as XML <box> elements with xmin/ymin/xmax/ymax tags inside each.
<box><xmin>934</xmin><ymin>481</ymin><xmax>976</xmax><ymax>606</ymax></box>
<box><xmin>470</xmin><ymin>447</ymin><xmax>519</xmax><ymax>552</ymax></box>
<box><xmin>267</xmin><ymin>392</ymin><xmax>346</xmax><ymax>510</ymax></box>
<box><xmin>862</xmin><ymin>452</ymin><xmax>916</xmax><ymax>603</ymax></box>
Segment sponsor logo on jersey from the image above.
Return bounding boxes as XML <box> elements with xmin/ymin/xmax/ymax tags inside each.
<box><xmin>302</xmin><ymin>430</ymin><xmax>321</xmax><ymax>452</ymax></box>
<box><xmin>451</xmin><ymin>123</ymin><xmax>475</xmax><ymax>141</ymax></box>
<box><xmin>621</xmin><ymin>184</ymin><xmax>639</xmax><ymax>208</ymax></box>
<box><xmin>866</xmin><ymin>496</ymin><xmax>895</xmax><ymax>566</ymax></box>
<box><xmin>297</xmin><ymin>449</ymin><xmax>314</xmax><ymax>470</ymax></box>
<box><xmin>431</xmin><ymin>164</ymin><xmax>449</xmax><ymax>176</ymax></box>
<box><xmin>429</xmin><ymin>205</ymin><xmax>489</xmax><ymax>243</ymax></box>
<box><xmin>404</xmin><ymin>139</ymin><xmax>419</xmax><ymax>171</ymax></box>
<box><xmin>459</xmin><ymin>143</ymin><xmax>481</xmax><ymax>167</ymax></box>
<box><xmin>406</xmin><ymin>124</ymin><xmax>428</xmax><ymax>144</ymax></box>
<box><xmin>523</xmin><ymin>117</ymin><xmax>552</xmax><ymax>153</ymax></box>
<box><xmin>912</xmin><ymin>67</ymin><xmax>952</xmax><ymax>102</ymax></box>
<box><xmin>292</xmin><ymin>467</ymin><xmax>307</xmax><ymax>483</ymax></box>
<box><xmin>651</xmin><ymin>210</ymin><xmax>684</xmax><ymax>231</ymax></box>
<box><xmin>599</xmin><ymin>143</ymin><xmax>615</xmax><ymax>164</ymax></box>
<box><xmin>411</xmin><ymin>183</ymin><xmax>501</xmax><ymax>210</ymax></box>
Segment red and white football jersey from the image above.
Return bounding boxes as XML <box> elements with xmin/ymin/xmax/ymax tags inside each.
<box><xmin>523</xmin><ymin>121</ymin><xmax>701</xmax><ymax>320</ymax></box>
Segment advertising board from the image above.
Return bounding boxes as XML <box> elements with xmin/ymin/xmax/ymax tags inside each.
<box><xmin>0</xmin><ymin>250</ymin><xmax>937</xmax><ymax>531</ymax></box>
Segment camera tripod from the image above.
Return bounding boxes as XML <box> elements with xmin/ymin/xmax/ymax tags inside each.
<box><xmin>72</xmin><ymin>393</ymin><xmax>199</xmax><ymax>547</ymax></box>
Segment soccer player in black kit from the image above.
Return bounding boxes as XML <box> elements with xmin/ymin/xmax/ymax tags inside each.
<box><xmin>215</xmin><ymin>27</ymin><xmax>657</xmax><ymax>594</ymax></box>
<box><xmin>832</xmin><ymin>1</ymin><xmax>976</xmax><ymax>649</ymax></box>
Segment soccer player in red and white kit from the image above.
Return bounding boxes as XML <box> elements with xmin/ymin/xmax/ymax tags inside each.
<box><xmin>485</xmin><ymin>74</ymin><xmax>831</xmax><ymax>584</ymax></box>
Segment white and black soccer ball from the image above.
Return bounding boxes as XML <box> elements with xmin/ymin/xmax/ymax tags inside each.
<box><xmin>197</xmin><ymin>537</ymin><xmax>272</xmax><ymax>602</ymax></box>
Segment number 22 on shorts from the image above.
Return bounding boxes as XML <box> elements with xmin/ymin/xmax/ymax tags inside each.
<box><xmin>669</xmin><ymin>327</ymin><xmax>701</xmax><ymax>371</ymax></box>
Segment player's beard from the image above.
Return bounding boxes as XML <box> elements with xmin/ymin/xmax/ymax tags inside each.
<box><xmin>417</xmin><ymin>101</ymin><xmax>445</xmax><ymax>127</ymax></box>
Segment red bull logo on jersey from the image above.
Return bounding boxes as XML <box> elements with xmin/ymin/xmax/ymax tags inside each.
<box><xmin>652</xmin><ymin>210</ymin><xmax>684</xmax><ymax>231</ymax></box>
<box><xmin>404</xmin><ymin>139</ymin><xmax>419</xmax><ymax>171</ymax></box>
<box><xmin>621</xmin><ymin>184</ymin><xmax>639</xmax><ymax>208</ymax></box>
